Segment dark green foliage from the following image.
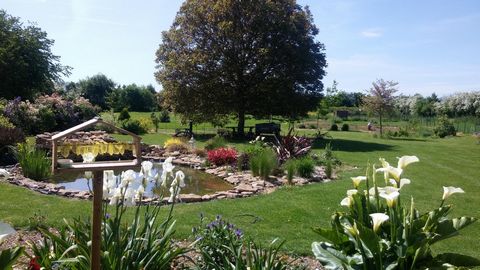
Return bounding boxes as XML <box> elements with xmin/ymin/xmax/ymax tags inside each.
<box><xmin>341</xmin><ymin>123</ymin><xmax>349</xmax><ymax>131</ymax></box>
<box><xmin>204</xmin><ymin>135</ymin><xmax>227</xmax><ymax>151</ymax></box>
<box><xmin>118</xmin><ymin>108</ymin><xmax>131</xmax><ymax>122</ymax></box>
<box><xmin>159</xmin><ymin>110</ymin><xmax>170</xmax><ymax>122</ymax></box>
<box><xmin>16</xmin><ymin>142</ymin><xmax>51</xmax><ymax>181</ymax></box>
<box><xmin>295</xmin><ymin>157</ymin><xmax>315</xmax><ymax>178</ymax></box>
<box><xmin>155</xmin><ymin>0</ymin><xmax>326</xmax><ymax>135</ymax></box>
<box><xmin>249</xmin><ymin>148</ymin><xmax>277</xmax><ymax>180</ymax></box>
<box><xmin>0</xmin><ymin>246</ymin><xmax>24</xmax><ymax>270</ymax></box>
<box><xmin>330</xmin><ymin>124</ymin><xmax>338</xmax><ymax>131</ymax></box>
<box><xmin>0</xmin><ymin>10</ymin><xmax>71</xmax><ymax>100</ymax></box>
<box><xmin>193</xmin><ymin>216</ymin><xmax>289</xmax><ymax>270</ymax></box>
<box><xmin>31</xmin><ymin>203</ymin><xmax>185</xmax><ymax>269</ymax></box>
<box><xmin>74</xmin><ymin>74</ymin><xmax>116</xmax><ymax>109</ymax></box>
<box><xmin>0</xmin><ymin>126</ymin><xmax>24</xmax><ymax>166</ymax></box>
<box><xmin>298</xmin><ymin>123</ymin><xmax>306</xmax><ymax>129</ymax></box>
<box><xmin>108</xmin><ymin>84</ymin><xmax>157</xmax><ymax>112</ymax></box>
<box><xmin>236</xmin><ymin>152</ymin><xmax>249</xmax><ymax>171</ymax></box>
<box><xmin>150</xmin><ymin>112</ymin><xmax>160</xmax><ymax>132</ymax></box>
<box><xmin>121</xmin><ymin>119</ymin><xmax>147</xmax><ymax>135</ymax></box>
<box><xmin>434</xmin><ymin>115</ymin><xmax>456</xmax><ymax>138</ymax></box>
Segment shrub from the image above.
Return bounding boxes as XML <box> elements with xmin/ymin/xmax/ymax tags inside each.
<box><xmin>138</xmin><ymin>117</ymin><xmax>152</xmax><ymax>133</ymax></box>
<box><xmin>250</xmin><ymin>148</ymin><xmax>277</xmax><ymax>180</ymax></box>
<box><xmin>309</xmin><ymin>123</ymin><xmax>317</xmax><ymax>129</ymax></box>
<box><xmin>0</xmin><ymin>114</ymin><xmax>14</xmax><ymax>128</ymax></box>
<box><xmin>150</xmin><ymin>112</ymin><xmax>160</xmax><ymax>132</ymax></box>
<box><xmin>118</xmin><ymin>107</ymin><xmax>131</xmax><ymax>122</ymax></box>
<box><xmin>236</xmin><ymin>152</ymin><xmax>249</xmax><ymax>171</ymax></box>
<box><xmin>312</xmin><ymin>156</ymin><xmax>477</xmax><ymax>270</ymax></box>
<box><xmin>434</xmin><ymin>115</ymin><xmax>456</xmax><ymax>138</ymax></box>
<box><xmin>204</xmin><ymin>135</ymin><xmax>227</xmax><ymax>150</ymax></box>
<box><xmin>330</xmin><ymin>124</ymin><xmax>338</xmax><ymax>131</ymax></box>
<box><xmin>3</xmin><ymin>94</ymin><xmax>99</xmax><ymax>134</ymax></box>
<box><xmin>0</xmin><ymin>126</ymin><xmax>25</xmax><ymax>166</ymax></box>
<box><xmin>207</xmin><ymin>147</ymin><xmax>237</xmax><ymax>166</ymax></box>
<box><xmin>341</xmin><ymin>123</ymin><xmax>349</xmax><ymax>131</ymax></box>
<box><xmin>16</xmin><ymin>142</ymin><xmax>51</xmax><ymax>181</ymax></box>
<box><xmin>192</xmin><ymin>216</ymin><xmax>289</xmax><ymax>270</ymax></box>
<box><xmin>194</xmin><ymin>148</ymin><xmax>207</xmax><ymax>157</ymax></box>
<box><xmin>164</xmin><ymin>137</ymin><xmax>189</xmax><ymax>153</ymax></box>
<box><xmin>298</xmin><ymin>123</ymin><xmax>306</xmax><ymax>129</ymax></box>
<box><xmin>121</xmin><ymin>119</ymin><xmax>147</xmax><ymax>135</ymax></box>
<box><xmin>159</xmin><ymin>109</ymin><xmax>170</xmax><ymax>122</ymax></box>
<box><xmin>295</xmin><ymin>156</ymin><xmax>315</xmax><ymax>178</ymax></box>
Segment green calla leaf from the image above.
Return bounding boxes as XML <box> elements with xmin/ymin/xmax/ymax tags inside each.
<box><xmin>312</xmin><ymin>242</ymin><xmax>358</xmax><ymax>270</ymax></box>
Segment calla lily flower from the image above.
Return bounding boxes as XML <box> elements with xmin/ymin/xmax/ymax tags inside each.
<box><xmin>0</xmin><ymin>169</ymin><xmax>10</xmax><ymax>179</ymax></box>
<box><xmin>135</xmin><ymin>185</ymin><xmax>145</xmax><ymax>200</ymax></box>
<box><xmin>376</xmin><ymin>166</ymin><xmax>403</xmax><ymax>181</ymax></box>
<box><xmin>175</xmin><ymin>171</ymin><xmax>186</xmax><ymax>188</ymax></box>
<box><xmin>442</xmin><ymin>186</ymin><xmax>465</xmax><ymax>200</ymax></box>
<box><xmin>380</xmin><ymin>191</ymin><xmax>400</xmax><ymax>208</ymax></box>
<box><xmin>0</xmin><ymin>222</ymin><xmax>16</xmax><ymax>243</ymax></box>
<box><xmin>345</xmin><ymin>222</ymin><xmax>360</xmax><ymax>237</ymax></box>
<box><xmin>347</xmin><ymin>189</ymin><xmax>358</xmax><ymax>196</ymax></box>
<box><xmin>351</xmin><ymin>176</ymin><xmax>367</xmax><ymax>188</ymax></box>
<box><xmin>340</xmin><ymin>196</ymin><xmax>353</xmax><ymax>207</ymax></box>
<box><xmin>369</xmin><ymin>213</ymin><xmax>389</xmax><ymax>233</ymax></box>
<box><xmin>369</xmin><ymin>186</ymin><xmax>399</xmax><ymax>196</ymax></box>
<box><xmin>397</xmin><ymin>156</ymin><xmax>419</xmax><ymax>170</ymax></box>
<box><xmin>389</xmin><ymin>178</ymin><xmax>411</xmax><ymax>189</ymax></box>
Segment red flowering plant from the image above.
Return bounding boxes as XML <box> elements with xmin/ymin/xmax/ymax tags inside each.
<box><xmin>207</xmin><ymin>147</ymin><xmax>238</xmax><ymax>166</ymax></box>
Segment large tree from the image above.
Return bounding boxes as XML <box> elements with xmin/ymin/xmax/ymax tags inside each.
<box><xmin>363</xmin><ymin>79</ymin><xmax>398</xmax><ymax>136</ymax></box>
<box><xmin>155</xmin><ymin>0</ymin><xmax>326</xmax><ymax>135</ymax></box>
<box><xmin>0</xmin><ymin>10</ymin><xmax>70</xmax><ymax>100</ymax></box>
<box><xmin>74</xmin><ymin>74</ymin><xmax>116</xmax><ymax>110</ymax></box>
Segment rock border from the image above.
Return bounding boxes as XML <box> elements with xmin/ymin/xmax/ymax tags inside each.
<box><xmin>1</xmin><ymin>151</ymin><xmax>330</xmax><ymax>204</ymax></box>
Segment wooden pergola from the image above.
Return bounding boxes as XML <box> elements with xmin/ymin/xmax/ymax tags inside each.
<box><xmin>50</xmin><ymin>117</ymin><xmax>142</xmax><ymax>270</ymax></box>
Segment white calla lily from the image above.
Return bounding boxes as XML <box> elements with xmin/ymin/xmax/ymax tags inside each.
<box><xmin>397</xmin><ymin>155</ymin><xmax>419</xmax><ymax>170</ymax></box>
<box><xmin>442</xmin><ymin>186</ymin><xmax>465</xmax><ymax>200</ymax></box>
<box><xmin>175</xmin><ymin>171</ymin><xmax>186</xmax><ymax>188</ymax></box>
<box><xmin>340</xmin><ymin>196</ymin><xmax>353</xmax><ymax>207</ymax></box>
<box><xmin>0</xmin><ymin>169</ymin><xmax>11</xmax><ymax>179</ymax></box>
<box><xmin>369</xmin><ymin>213</ymin><xmax>389</xmax><ymax>233</ymax></box>
<box><xmin>0</xmin><ymin>222</ymin><xmax>16</xmax><ymax>243</ymax></box>
<box><xmin>380</xmin><ymin>191</ymin><xmax>400</xmax><ymax>208</ymax></box>
<box><xmin>347</xmin><ymin>189</ymin><xmax>358</xmax><ymax>196</ymax></box>
<box><xmin>369</xmin><ymin>186</ymin><xmax>399</xmax><ymax>196</ymax></box>
<box><xmin>351</xmin><ymin>176</ymin><xmax>366</xmax><ymax>188</ymax></box>
<box><xmin>389</xmin><ymin>178</ymin><xmax>411</xmax><ymax>189</ymax></box>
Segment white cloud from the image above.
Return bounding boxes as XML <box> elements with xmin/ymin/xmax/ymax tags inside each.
<box><xmin>360</xmin><ymin>28</ymin><xmax>383</xmax><ymax>38</ymax></box>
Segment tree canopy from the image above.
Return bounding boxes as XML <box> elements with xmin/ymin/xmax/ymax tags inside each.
<box><xmin>155</xmin><ymin>0</ymin><xmax>327</xmax><ymax>135</ymax></box>
<box><xmin>0</xmin><ymin>10</ymin><xmax>70</xmax><ymax>100</ymax></box>
<box><xmin>73</xmin><ymin>74</ymin><xmax>116</xmax><ymax>110</ymax></box>
<box><xmin>108</xmin><ymin>84</ymin><xmax>157</xmax><ymax>112</ymax></box>
<box><xmin>363</xmin><ymin>79</ymin><xmax>398</xmax><ymax>136</ymax></box>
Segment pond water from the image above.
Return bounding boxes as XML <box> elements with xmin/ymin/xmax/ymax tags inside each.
<box><xmin>49</xmin><ymin>166</ymin><xmax>233</xmax><ymax>197</ymax></box>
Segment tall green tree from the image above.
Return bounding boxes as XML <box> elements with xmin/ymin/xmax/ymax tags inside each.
<box><xmin>155</xmin><ymin>0</ymin><xmax>327</xmax><ymax>136</ymax></box>
<box><xmin>363</xmin><ymin>79</ymin><xmax>398</xmax><ymax>136</ymax></box>
<box><xmin>0</xmin><ymin>10</ymin><xmax>71</xmax><ymax>100</ymax></box>
<box><xmin>108</xmin><ymin>84</ymin><xmax>157</xmax><ymax>112</ymax></box>
<box><xmin>75</xmin><ymin>74</ymin><xmax>116</xmax><ymax>110</ymax></box>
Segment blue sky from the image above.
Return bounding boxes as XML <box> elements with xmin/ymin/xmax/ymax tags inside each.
<box><xmin>2</xmin><ymin>0</ymin><xmax>480</xmax><ymax>96</ymax></box>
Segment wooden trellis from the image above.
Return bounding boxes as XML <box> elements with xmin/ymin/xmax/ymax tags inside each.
<box><xmin>50</xmin><ymin>117</ymin><xmax>142</xmax><ymax>270</ymax></box>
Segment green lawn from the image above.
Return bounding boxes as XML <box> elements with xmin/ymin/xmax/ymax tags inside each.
<box><xmin>1</xmin><ymin>131</ymin><xmax>479</xmax><ymax>261</ymax></box>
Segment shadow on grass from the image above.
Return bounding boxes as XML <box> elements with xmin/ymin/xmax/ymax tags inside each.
<box><xmin>313</xmin><ymin>138</ymin><xmax>395</xmax><ymax>152</ymax></box>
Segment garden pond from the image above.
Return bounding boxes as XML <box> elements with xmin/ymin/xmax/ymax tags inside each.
<box><xmin>50</xmin><ymin>166</ymin><xmax>233</xmax><ymax>197</ymax></box>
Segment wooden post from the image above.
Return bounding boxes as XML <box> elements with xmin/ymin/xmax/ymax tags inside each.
<box><xmin>51</xmin><ymin>140</ymin><xmax>57</xmax><ymax>174</ymax></box>
<box><xmin>91</xmin><ymin>171</ymin><xmax>103</xmax><ymax>270</ymax></box>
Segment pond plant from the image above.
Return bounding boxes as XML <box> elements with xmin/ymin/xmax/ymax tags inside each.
<box><xmin>312</xmin><ymin>156</ymin><xmax>477</xmax><ymax>269</ymax></box>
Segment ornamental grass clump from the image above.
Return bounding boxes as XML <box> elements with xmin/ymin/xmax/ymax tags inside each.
<box><xmin>16</xmin><ymin>142</ymin><xmax>51</xmax><ymax>181</ymax></box>
<box><xmin>249</xmin><ymin>148</ymin><xmax>277</xmax><ymax>180</ymax></box>
<box><xmin>312</xmin><ymin>155</ymin><xmax>477</xmax><ymax>270</ymax></box>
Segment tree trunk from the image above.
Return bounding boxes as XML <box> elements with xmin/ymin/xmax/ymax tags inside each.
<box><xmin>379</xmin><ymin>114</ymin><xmax>383</xmax><ymax>137</ymax></box>
<box><xmin>237</xmin><ymin>111</ymin><xmax>245</xmax><ymax>137</ymax></box>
